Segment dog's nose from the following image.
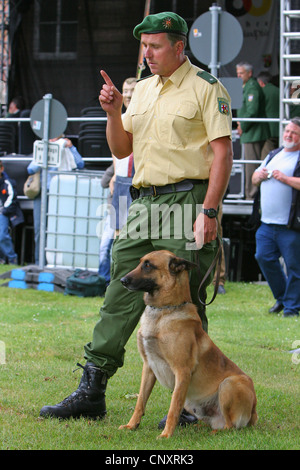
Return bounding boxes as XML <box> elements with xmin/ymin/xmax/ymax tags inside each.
<box><xmin>120</xmin><ymin>276</ymin><xmax>130</xmax><ymax>287</ymax></box>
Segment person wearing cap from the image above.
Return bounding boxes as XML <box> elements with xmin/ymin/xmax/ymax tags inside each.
<box><xmin>40</xmin><ymin>12</ymin><xmax>233</xmax><ymax>427</ymax></box>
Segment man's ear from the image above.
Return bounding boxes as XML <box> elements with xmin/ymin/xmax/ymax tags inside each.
<box><xmin>169</xmin><ymin>257</ymin><xmax>198</xmax><ymax>275</ymax></box>
<box><xmin>175</xmin><ymin>40</ymin><xmax>184</xmax><ymax>56</ymax></box>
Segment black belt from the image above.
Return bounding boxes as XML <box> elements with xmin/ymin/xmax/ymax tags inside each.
<box><xmin>130</xmin><ymin>179</ymin><xmax>208</xmax><ymax>200</ymax></box>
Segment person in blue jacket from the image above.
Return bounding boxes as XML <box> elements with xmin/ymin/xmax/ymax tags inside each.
<box><xmin>0</xmin><ymin>160</ymin><xmax>23</xmax><ymax>264</ymax></box>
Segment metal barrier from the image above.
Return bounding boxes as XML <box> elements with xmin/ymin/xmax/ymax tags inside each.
<box><xmin>0</xmin><ymin>114</ymin><xmax>291</xmax><ymax>269</ymax></box>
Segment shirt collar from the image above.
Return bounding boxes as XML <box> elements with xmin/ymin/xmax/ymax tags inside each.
<box><xmin>155</xmin><ymin>56</ymin><xmax>192</xmax><ymax>88</ymax></box>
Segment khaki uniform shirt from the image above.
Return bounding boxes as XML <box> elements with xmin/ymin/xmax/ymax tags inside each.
<box><xmin>122</xmin><ymin>57</ymin><xmax>232</xmax><ymax>189</ymax></box>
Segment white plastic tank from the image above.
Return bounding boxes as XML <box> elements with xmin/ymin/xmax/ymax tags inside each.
<box><xmin>46</xmin><ymin>173</ymin><xmax>108</xmax><ymax>269</ymax></box>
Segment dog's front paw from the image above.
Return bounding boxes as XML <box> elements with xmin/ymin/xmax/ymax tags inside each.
<box><xmin>157</xmin><ymin>430</ymin><xmax>172</xmax><ymax>439</ymax></box>
<box><xmin>119</xmin><ymin>423</ymin><xmax>139</xmax><ymax>431</ymax></box>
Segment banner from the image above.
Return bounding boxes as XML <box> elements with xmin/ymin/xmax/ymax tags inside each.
<box><xmin>219</xmin><ymin>0</ymin><xmax>279</xmax><ymax>78</ymax></box>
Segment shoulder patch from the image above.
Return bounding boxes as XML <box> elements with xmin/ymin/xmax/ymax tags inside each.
<box><xmin>197</xmin><ymin>71</ymin><xmax>217</xmax><ymax>84</ymax></box>
<box><xmin>217</xmin><ymin>97</ymin><xmax>230</xmax><ymax>115</ymax></box>
<box><xmin>137</xmin><ymin>74</ymin><xmax>154</xmax><ymax>82</ymax></box>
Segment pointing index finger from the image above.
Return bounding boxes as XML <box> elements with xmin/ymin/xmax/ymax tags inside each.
<box><xmin>100</xmin><ymin>70</ymin><xmax>114</xmax><ymax>87</ymax></box>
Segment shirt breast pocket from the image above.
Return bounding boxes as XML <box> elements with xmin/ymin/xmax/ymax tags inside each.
<box><xmin>130</xmin><ymin>102</ymin><xmax>149</xmax><ymax>134</ymax></box>
<box><xmin>165</xmin><ymin>102</ymin><xmax>199</xmax><ymax>146</ymax></box>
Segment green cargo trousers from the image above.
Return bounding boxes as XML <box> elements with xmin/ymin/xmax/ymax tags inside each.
<box><xmin>84</xmin><ymin>183</ymin><xmax>217</xmax><ymax>378</ymax></box>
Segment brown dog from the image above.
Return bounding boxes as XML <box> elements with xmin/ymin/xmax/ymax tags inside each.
<box><xmin>119</xmin><ymin>250</ymin><xmax>258</xmax><ymax>438</ymax></box>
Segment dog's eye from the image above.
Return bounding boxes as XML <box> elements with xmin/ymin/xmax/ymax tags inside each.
<box><xmin>143</xmin><ymin>260</ymin><xmax>154</xmax><ymax>271</ymax></box>
<box><xmin>142</xmin><ymin>260</ymin><xmax>158</xmax><ymax>272</ymax></box>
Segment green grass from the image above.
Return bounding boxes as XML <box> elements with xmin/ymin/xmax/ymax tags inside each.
<box><xmin>0</xmin><ymin>265</ymin><xmax>299</xmax><ymax>450</ymax></box>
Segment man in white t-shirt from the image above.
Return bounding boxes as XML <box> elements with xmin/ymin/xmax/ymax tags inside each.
<box><xmin>111</xmin><ymin>77</ymin><xmax>137</xmax><ymax>234</ymax></box>
<box><xmin>252</xmin><ymin>118</ymin><xmax>300</xmax><ymax>317</ymax></box>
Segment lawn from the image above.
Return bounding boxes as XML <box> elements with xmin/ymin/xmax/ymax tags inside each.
<box><xmin>0</xmin><ymin>264</ymin><xmax>299</xmax><ymax>451</ymax></box>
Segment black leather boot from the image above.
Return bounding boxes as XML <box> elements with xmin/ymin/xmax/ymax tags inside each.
<box><xmin>39</xmin><ymin>362</ymin><xmax>107</xmax><ymax>419</ymax></box>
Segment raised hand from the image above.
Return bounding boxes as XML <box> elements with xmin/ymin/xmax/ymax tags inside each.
<box><xmin>99</xmin><ymin>70</ymin><xmax>123</xmax><ymax>114</ymax></box>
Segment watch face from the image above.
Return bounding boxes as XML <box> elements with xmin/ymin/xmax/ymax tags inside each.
<box><xmin>206</xmin><ymin>208</ymin><xmax>217</xmax><ymax>218</ymax></box>
<box><xmin>202</xmin><ymin>208</ymin><xmax>217</xmax><ymax>218</ymax></box>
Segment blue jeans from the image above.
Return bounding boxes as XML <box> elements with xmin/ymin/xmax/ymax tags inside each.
<box><xmin>0</xmin><ymin>214</ymin><xmax>17</xmax><ymax>262</ymax></box>
<box><xmin>98</xmin><ymin>212</ymin><xmax>114</xmax><ymax>283</ymax></box>
<box><xmin>255</xmin><ymin>222</ymin><xmax>300</xmax><ymax>315</ymax></box>
<box><xmin>111</xmin><ymin>176</ymin><xmax>132</xmax><ymax>230</ymax></box>
<box><xmin>33</xmin><ymin>195</ymin><xmax>41</xmax><ymax>265</ymax></box>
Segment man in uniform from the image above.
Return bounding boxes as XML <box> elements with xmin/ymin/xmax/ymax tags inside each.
<box><xmin>257</xmin><ymin>71</ymin><xmax>280</xmax><ymax>159</ymax></box>
<box><xmin>40</xmin><ymin>12</ymin><xmax>233</xmax><ymax>426</ymax></box>
<box><xmin>236</xmin><ymin>62</ymin><xmax>270</xmax><ymax>199</ymax></box>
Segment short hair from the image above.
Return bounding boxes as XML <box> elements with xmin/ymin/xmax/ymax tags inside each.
<box><xmin>11</xmin><ymin>96</ymin><xmax>25</xmax><ymax>110</ymax></box>
<box><xmin>291</xmin><ymin>117</ymin><xmax>300</xmax><ymax>128</ymax></box>
<box><xmin>123</xmin><ymin>77</ymin><xmax>137</xmax><ymax>85</ymax></box>
<box><xmin>236</xmin><ymin>62</ymin><xmax>253</xmax><ymax>73</ymax></box>
<box><xmin>167</xmin><ymin>32</ymin><xmax>187</xmax><ymax>49</ymax></box>
<box><xmin>257</xmin><ymin>71</ymin><xmax>272</xmax><ymax>84</ymax></box>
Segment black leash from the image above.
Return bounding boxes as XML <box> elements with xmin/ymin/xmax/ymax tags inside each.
<box><xmin>196</xmin><ymin>227</ymin><xmax>223</xmax><ymax>307</ymax></box>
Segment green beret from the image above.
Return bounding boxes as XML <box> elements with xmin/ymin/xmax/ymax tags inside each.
<box><xmin>133</xmin><ymin>12</ymin><xmax>188</xmax><ymax>40</ymax></box>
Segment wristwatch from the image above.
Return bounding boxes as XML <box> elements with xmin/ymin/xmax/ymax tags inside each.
<box><xmin>201</xmin><ymin>208</ymin><xmax>218</xmax><ymax>218</ymax></box>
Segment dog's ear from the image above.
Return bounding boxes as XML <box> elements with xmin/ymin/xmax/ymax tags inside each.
<box><xmin>169</xmin><ymin>257</ymin><xmax>198</xmax><ymax>275</ymax></box>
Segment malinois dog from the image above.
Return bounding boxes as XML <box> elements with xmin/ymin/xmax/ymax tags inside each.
<box><xmin>120</xmin><ymin>250</ymin><xmax>257</xmax><ymax>438</ymax></box>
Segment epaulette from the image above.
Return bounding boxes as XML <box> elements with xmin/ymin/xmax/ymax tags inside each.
<box><xmin>197</xmin><ymin>71</ymin><xmax>217</xmax><ymax>84</ymax></box>
<box><xmin>137</xmin><ymin>74</ymin><xmax>154</xmax><ymax>82</ymax></box>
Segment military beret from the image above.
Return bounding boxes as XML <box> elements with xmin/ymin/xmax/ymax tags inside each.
<box><xmin>133</xmin><ymin>12</ymin><xmax>188</xmax><ymax>40</ymax></box>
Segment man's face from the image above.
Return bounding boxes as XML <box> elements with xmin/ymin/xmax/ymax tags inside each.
<box><xmin>236</xmin><ymin>66</ymin><xmax>252</xmax><ymax>85</ymax></box>
<box><xmin>283</xmin><ymin>122</ymin><xmax>300</xmax><ymax>150</ymax></box>
<box><xmin>122</xmin><ymin>81</ymin><xmax>136</xmax><ymax>109</ymax></box>
<box><xmin>141</xmin><ymin>32</ymin><xmax>181</xmax><ymax>77</ymax></box>
<box><xmin>8</xmin><ymin>102</ymin><xmax>18</xmax><ymax>114</ymax></box>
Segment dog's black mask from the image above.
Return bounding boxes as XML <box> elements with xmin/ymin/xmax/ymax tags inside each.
<box><xmin>120</xmin><ymin>275</ymin><xmax>158</xmax><ymax>294</ymax></box>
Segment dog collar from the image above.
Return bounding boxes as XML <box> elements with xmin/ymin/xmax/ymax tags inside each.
<box><xmin>147</xmin><ymin>301</ymin><xmax>191</xmax><ymax>311</ymax></box>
